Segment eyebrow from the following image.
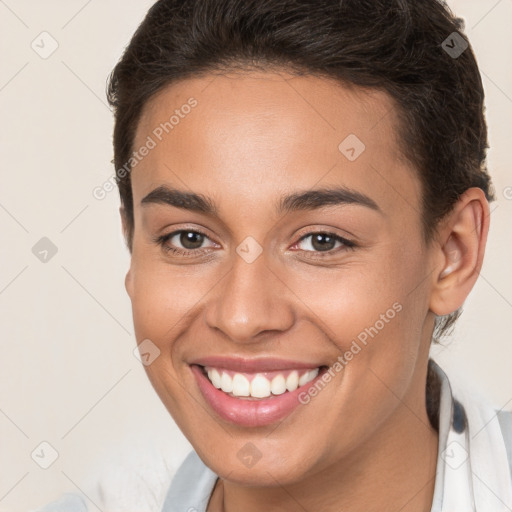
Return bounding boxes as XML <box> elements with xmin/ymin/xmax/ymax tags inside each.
<box><xmin>140</xmin><ymin>184</ymin><xmax>382</xmax><ymax>215</ymax></box>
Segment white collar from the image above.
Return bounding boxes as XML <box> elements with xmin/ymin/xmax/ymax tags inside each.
<box><xmin>429</xmin><ymin>359</ymin><xmax>512</xmax><ymax>511</ymax></box>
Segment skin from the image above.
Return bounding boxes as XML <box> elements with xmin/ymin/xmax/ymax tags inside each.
<box><xmin>121</xmin><ymin>70</ymin><xmax>489</xmax><ymax>512</ymax></box>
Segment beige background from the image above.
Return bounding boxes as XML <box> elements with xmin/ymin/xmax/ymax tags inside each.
<box><xmin>0</xmin><ymin>1</ymin><xmax>511</xmax><ymax>510</ymax></box>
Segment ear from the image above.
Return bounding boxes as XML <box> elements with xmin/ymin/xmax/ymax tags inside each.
<box><xmin>429</xmin><ymin>187</ymin><xmax>490</xmax><ymax>316</ymax></box>
<box><xmin>119</xmin><ymin>206</ymin><xmax>134</xmax><ymax>299</ymax></box>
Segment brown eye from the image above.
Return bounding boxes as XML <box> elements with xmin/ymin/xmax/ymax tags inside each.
<box><xmin>296</xmin><ymin>232</ymin><xmax>355</xmax><ymax>253</ymax></box>
<box><xmin>155</xmin><ymin>229</ymin><xmax>216</xmax><ymax>256</ymax></box>
<box><xmin>310</xmin><ymin>233</ymin><xmax>337</xmax><ymax>251</ymax></box>
<box><xmin>175</xmin><ymin>230</ymin><xmax>205</xmax><ymax>250</ymax></box>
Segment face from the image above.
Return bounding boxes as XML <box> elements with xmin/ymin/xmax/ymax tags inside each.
<box><xmin>125</xmin><ymin>70</ymin><xmax>437</xmax><ymax>485</ymax></box>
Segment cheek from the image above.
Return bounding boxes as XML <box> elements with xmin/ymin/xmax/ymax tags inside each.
<box><xmin>291</xmin><ymin>255</ymin><xmax>411</xmax><ymax>350</ymax></box>
<box><xmin>299</xmin><ymin>243</ymin><xmax>428</xmax><ymax>390</ymax></box>
<box><xmin>129</xmin><ymin>259</ymin><xmax>213</xmax><ymax>344</ymax></box>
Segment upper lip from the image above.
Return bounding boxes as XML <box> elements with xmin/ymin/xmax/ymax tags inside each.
<box><xmin>190</xmin><ymin>356</ymin><xmax>325</xmax><ymax>372</ymax></box>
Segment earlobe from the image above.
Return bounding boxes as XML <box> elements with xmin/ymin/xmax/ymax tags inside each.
<box><xmin>125</xmin><ymin>268</ymin><xmax>134</xmax><ymax>299</ymax></box>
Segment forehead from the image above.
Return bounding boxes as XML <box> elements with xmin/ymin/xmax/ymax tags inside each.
<box><xmin>131</xmin><ymin>70</ymin><xmax>419</xmax><ymax>218</ymax></box>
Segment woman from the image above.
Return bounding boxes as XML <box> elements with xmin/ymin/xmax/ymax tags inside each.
<box><xmin>38</xmin><ymin>0</ymin><xmax>512</xmax><ymax>510</ymax></box>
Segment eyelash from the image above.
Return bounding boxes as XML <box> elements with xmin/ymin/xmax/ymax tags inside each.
<box><xmin>153</xmin><ymin>229</ymin><xmax>357</xmax><ymax>259</ymax></box>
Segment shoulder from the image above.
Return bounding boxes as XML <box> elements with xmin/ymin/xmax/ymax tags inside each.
<box><xmin>160</xmin><ymin>450</ymin><xmax>218</xmax><ymax>512</ymax></box>
<box><xmin>33</xmin><ymin>435</ymin><xmax>187</xmax><ymax>512</ymax></box>
<box><xmin>31</xmin><ymin>493</ymin><xmax>88</xmax><ymax>512</ymax></box>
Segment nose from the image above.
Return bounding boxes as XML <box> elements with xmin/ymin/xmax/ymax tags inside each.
<box><xmin>204</xmin><ymin>249</ymin><xmax>295</xmax><ymax>344</ymax></box>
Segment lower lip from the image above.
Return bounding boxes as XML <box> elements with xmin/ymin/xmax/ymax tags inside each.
<box><xmin>190</xmin><ymin>364</ymin><xmax>326</xmax><ymax>427</ymax></box>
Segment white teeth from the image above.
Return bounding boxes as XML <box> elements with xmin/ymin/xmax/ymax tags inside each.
<box><xmin>208</xmin><ymin>368</ymin><xmax>222</xmax><ymax>389</ymax></box>
<box><xmin>205</xmin><ymin>367</ymin><xmax>321</xmax><ymax>398</ymax></box>
<box><xmin>299</xmin><ymin>368</ymin><xmax>319</xmax><ymax>386</ymax></box>
<box><xmin>232</xmin><ymin>374</ymin><xmax>250</xmax><ymax>397</ymax></box>
<box><xmin>270</xmin><ymin>374</ymin><xmax>287</xmax><ymax>395</ymax></box>
<box><xmin>286</xmin><ymin>370</ymin><xmax>299</xmax><ymax>391</ymax></box>
<box><xmin>220</xmin><ymin>372</ymin><xmax>233</xmax><ymax>393</ymax></box>
<box><xmin>250</xmin><ymin>374</ymin><xmax>271</xmax><ymax>398</ymax></box>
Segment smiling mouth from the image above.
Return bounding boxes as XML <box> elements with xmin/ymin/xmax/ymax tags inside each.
<box><xmin>199</xmin><ymin>365</ymin><xmax>328</xmax><ymax>400</ymax></box>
